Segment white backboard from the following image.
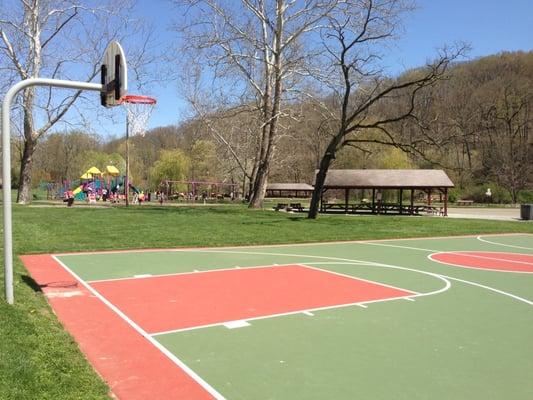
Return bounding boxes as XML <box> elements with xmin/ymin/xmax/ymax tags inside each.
<box><xmin>101</xmin><ymin>41</ymin><xmax>128</xmax><ymax>107</ymax></box>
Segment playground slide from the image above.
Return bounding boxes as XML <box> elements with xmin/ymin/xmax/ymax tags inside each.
<box><xmin>72</xmin><ymin>186</ymin><xmax>82</xmax><ymax>195</ymax></box>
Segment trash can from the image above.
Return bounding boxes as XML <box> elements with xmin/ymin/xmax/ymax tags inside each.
<box><xmin>521</xmin><ymin>204</ymin><xmax>533</xmax><ymax>220</ymax></box>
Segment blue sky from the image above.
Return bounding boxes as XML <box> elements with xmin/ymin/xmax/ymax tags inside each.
<box><xmin>102</xmin><ymin>0</ymin><xmax>533</xmax><ymax>137</ymax></box>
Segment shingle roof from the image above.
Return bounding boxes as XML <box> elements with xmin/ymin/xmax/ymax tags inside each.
<box><xmin>318</xmin><ymin>169</ymin><xmax>454</xmax><ymax>188</ymax></box>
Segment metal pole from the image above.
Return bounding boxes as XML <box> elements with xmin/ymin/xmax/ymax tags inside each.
<box><xmin>125</xmin><ymin>117</ymin><xmax>129</xmax><ymax>207</ymax></box>
<box><xmin>2</xmin><ymin>78</ymin><xmax>104</xmax><ymax>304</ymax></box>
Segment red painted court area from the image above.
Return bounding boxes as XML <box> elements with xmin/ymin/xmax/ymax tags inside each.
<box><xmin>21</xmin><ymin>254</ymin><xmax>215</xmax><ymax>400</ymax></box>
<box><xmin>431</xmin><ymin>251</ymin><xmax>533</xmax><ymax>272</ymax></box>
<box><xmin>90</xmin><ymin>265</ymin><xmax>414</xmax><ymax>333</ymax></box>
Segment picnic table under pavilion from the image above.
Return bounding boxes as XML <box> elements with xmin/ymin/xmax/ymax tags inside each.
<box><xmin>317</xmin><ymin>169</ymin><xmax>454</xmax><ymax>216</ymax></box>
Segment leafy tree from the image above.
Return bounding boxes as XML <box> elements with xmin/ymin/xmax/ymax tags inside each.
<box><xmin>375</xmin><ymin>147</ymin><xmax>414</xmax><ymax>169</ymax></box>
<box><xmin>189</xmin><ymin>140</ymin><xmax>218</xmax><ymax>181</ymax></box>
<box><xmin>149</xmin><ymin>149</ymin><xmax>190</xmax><ymax>188</ymax></box>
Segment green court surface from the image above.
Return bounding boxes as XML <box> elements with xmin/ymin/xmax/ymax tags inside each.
<box><xmin>49</xmin><ymin>234</ymin><xmax>533</xmax><ymax>399</ymax></box>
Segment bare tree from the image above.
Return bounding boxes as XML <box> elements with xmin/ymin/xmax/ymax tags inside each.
<box><xmin>478</xmin><ymin>82</ymin><xmax>532</xmax><ymax>202</ymax></box>
<box><xmin>307</xmin><ymin>1</ymin><xmax>465</xmax><ymax>218</ymax></box>
<box><xmin>175</xmin><ymin>0</ymin><xmax>345</xmax><ymax>207</ymax></box>
<box><xmin>0</xmin><ymin>0</ymin><xmax>152</xmax><ymax>203</ymax></box>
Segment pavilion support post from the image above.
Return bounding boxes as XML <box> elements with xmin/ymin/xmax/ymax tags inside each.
<box><xmin>444</xmin><ymin>188</ymin><xmax>448</xmax><ymax>216</ymax></box>
<box><xmin>399</xmin><ymin>189</ymin><xmax>403</xmax><ymax>215</ymax></box>
<box><xmin>372</xmin><ymin>189</ymin><xmax>376</xmax><ymax>213</ymax></box>
<box><xmin>320</xmin><ymin>190</ymin><xmax>324</xmax><ymax>212</ymax></box>
<box><xmin>410</xmin><ymin>189</ymin><xmax>415</xmax><ymax>215</ymax></box>
<box><xmin>427</xmin><ymin>189</ymin><xmax>432</xmax><ymax>206</ymax></box>
<box><xmin>345</xmin><ymin>189</ymin><xmax>349</xmax><ymax>213</ymax></box>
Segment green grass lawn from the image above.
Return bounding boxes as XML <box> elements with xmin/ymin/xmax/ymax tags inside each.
<box><xmin>1</xmin><ymin>204</ymin><xmax>532</xmax><ymax>399</ymax></box>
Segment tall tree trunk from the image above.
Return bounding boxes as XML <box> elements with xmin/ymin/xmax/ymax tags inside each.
<box><xmin>16</xmin><ymin>138</ymin><xmax>36</xmax><ymax>204</ymax></box>
<box><xmin>248</xmin><ymin>0</ymin><xmax>284</xmax><ymax>209</ymax></box>
<box><xmin>308</xmin><ymin>145</ymin><xmax>336</xmax><ymax>219</ymax></box>
<box><xmin>249</xmin><ymin>159</ymin><xmax>270</xmax><ymax>208</ymax></box>
<box><xmin>249</xmin><ymin>132</ymin><xmax>277</xmax><ymax>207</ymax></box>
<box><xmin>17</xmin><ymin>95</ymin><xmax>37</xmax><ymax>204</ymax></box>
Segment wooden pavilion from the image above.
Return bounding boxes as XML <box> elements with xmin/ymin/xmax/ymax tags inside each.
<box><xmin>318</xmin><ymin>169</ymin><xmax>454</xmax><ymax>216</ymax></box>
<box><xmin>266</xmin><ymin>183</ymin><xmax>314</xmax><ymax>198</ymax></box>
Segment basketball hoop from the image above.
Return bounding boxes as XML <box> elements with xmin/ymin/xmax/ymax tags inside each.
<box><xmin>119</xmin><ymin>95</ymin><xmax>156</xmax><ymax>137</ymax></box>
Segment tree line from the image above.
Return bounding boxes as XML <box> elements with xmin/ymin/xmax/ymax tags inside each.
<box><xmin>2</xmin><ymin>1</ymin><xmax>531</xmax><ymax>214</ymax></box>
<box><xmin>19</xmin><ymin>50</ymin><xmax>533</xmax><ymax>205</ymax></box>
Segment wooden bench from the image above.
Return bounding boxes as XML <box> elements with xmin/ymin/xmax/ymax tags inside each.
<box><xmin>456</xmin><ymin>199</ymin><xmax>474</xmax><ymax>206</ymax></box>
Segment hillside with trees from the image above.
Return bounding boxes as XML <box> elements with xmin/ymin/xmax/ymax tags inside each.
<box><xmin>21</xmin><ymin>50</ymin><xmax>533</xmax><ymax>204</ymax></box>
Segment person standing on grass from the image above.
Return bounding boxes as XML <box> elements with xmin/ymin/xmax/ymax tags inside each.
<box><xmin>65</xmin><ymin>189</ymin><xmax>74</xmax><ymax>207</ymax></box>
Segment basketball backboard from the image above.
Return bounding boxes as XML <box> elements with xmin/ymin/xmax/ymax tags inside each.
<box><xmin>101</xmin><ymin>41</ymin><xmax>128</xmax><ymax>107</ymax></box>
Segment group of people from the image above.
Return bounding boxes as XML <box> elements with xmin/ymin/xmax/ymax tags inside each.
<box><xmin>63</xmin><ymin>183</ymin><xmax>152</xmax><ymax>206</ymax></box>
<box><xmin>132</xmin><ymin>190</ymin><xmax>146</xmax><ymax>204</ymax></box>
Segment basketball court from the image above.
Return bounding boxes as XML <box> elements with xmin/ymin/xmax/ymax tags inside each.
<box><xmin>21</xmin><ymin>233</ymin><xmax>533</xmax><ymax>399</ymax></box>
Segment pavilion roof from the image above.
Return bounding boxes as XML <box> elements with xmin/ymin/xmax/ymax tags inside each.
<box><xmin>318</xmin><ymin>169</ymin><xmax>454</xmax><ymax>189</ymax></box>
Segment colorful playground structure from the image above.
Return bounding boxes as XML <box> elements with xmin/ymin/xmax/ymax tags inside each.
<box><xmin>40</xmin><ymin>173</ymin><xmax>240</xmax><ymax>206</ymax></box>
<box><xmin>42</xmin><ymin>166</ymin><xmax>143</xmax><ymax>204</ymax></box>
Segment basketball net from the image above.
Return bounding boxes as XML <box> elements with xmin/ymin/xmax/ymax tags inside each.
<box><xmin>119</xmin><ymin>95</ymin><xmax>157</xmax><ymax>137</ymax></box>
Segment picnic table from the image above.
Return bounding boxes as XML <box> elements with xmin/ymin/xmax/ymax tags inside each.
<box><xmin>321</xmin><ymin>202</ymin><xmax>443</xmax><ymax>215</ymax></box>
<box><xmin>456</xmin><ymin>199</ymin><xmax>474</xmax><ymax>206</ymax></box>
<box><xmin>274</xmin><ymin>202</ymin><xmax>304</xmax><ymax>212</ymax></box>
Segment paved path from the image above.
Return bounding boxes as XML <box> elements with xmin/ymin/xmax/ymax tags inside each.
<box><xmin>447</xmin><ymin>207</ymin><xmax>522</xmax><ymax>221</ymax></box>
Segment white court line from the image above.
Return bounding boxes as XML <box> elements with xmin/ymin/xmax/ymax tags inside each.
<box><xmin>150</xmin><ymin>258</ymin><xmax>453</xmax><ymax>337</ymax></box>
<box><xmin>192</xmin><ymin>249</ymin><xmax>531</xmax><ymax>307</ymax></box>
<box><xmin>303</xmin><ymin>262</ymin><xmax>450</xmax><ymax>300</ymax></box>
<box><xmin>365</xmin><ymin>242</ymin><xmax>533</xmax><ymax>269</ymax></box>
<box><xmin>59</xmin><ymin>244</ymin><xmax>531</xmax><ymax>366</ymax></box>
<box><xmin>444</xmin><ymin>276</ymin><xmax>533</xmax><ymax>306</ymax></box>
<box><xmin>445</xmin><ymin>253</ymin><xmax>533</xmax><ymax>266</ymax></box>
<box><xmin>477</xmin><ymin>235</ymin><xmax>533</xmax><ymax>251</ymax></box>
<box><xmin>51</xmin><ymin>256</ymin><xmax>227</xmax><ymax>400</ymax></box>
<box><xmin>428</xmin><ymin>253</ymin><xmax>533</xmax><ymax>274</ymax></box>
<box><xmin>223</xmin><ymin>320</ymin><xmax>250</xmax><ymax>329</ymax></box>
<box><xmin>52</xmin><ymin>233</ymin><xmax>530</xmax><ymax>257</ymax></box>
<box><xmin>299</xmin><ymin>263</ymin><xmax>421</xmax><ymax>295</ymax></box>
<box><xmin>364</xmin><ymin>242</ymin><xmax>440</xmax><ymax>252</ymax></box>
<box><xmin>150</xmin><ymin>294</ymin><xmax>413</xmax><ymax>336</ymax></box>
<box><xmin>86</xmin><ymin>263</ymin><xmax>320</xmax><ymax>284</ymax></box>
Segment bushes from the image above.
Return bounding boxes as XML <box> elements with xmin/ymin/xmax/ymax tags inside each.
<box><xmin>448</xmin><ymin>188</ymin><xmax>460</xmax><ymax>203</ymax></box>
<box><xmin>517</xmin><ymin>190</ymin><xmax>533</xmax><ymax>203</ymax></box>
<box><xmin>455</xmin><ymin>184</ymin><xmax>514</xmax><ymax>204</ymax></box>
